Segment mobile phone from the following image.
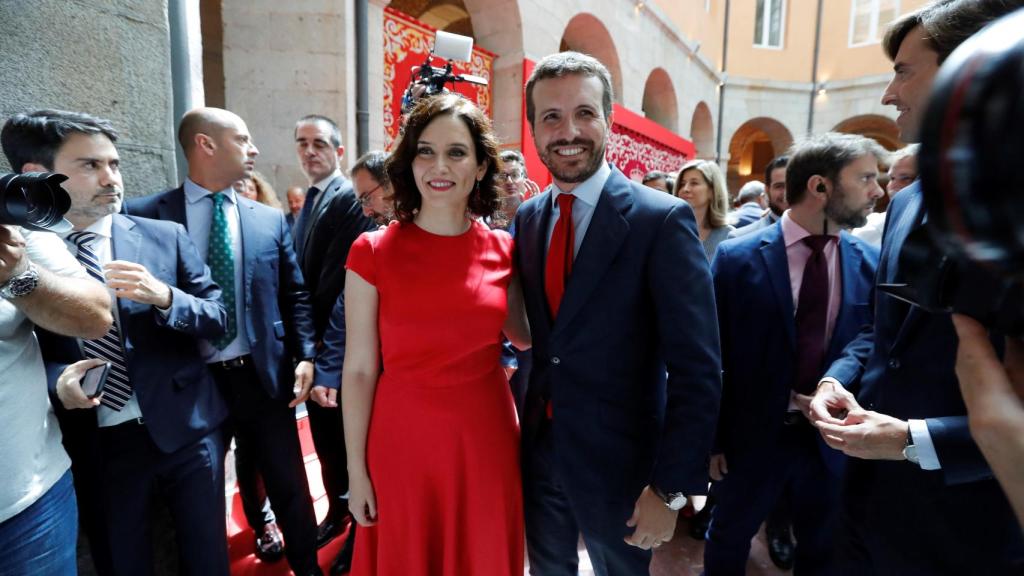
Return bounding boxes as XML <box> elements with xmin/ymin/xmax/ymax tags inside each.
<box><xmin>81</xmin><ymin>362</ymin><xmax>111</xmax><ymax>399</ymax></box>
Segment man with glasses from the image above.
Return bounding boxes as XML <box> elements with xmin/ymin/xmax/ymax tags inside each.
<box><xmin>348</xmin><ymin>151</ymin><xmax>394</xmax><ymax>225</ymax></box>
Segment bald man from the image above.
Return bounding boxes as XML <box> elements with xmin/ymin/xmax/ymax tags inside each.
<box><xmin>128</xmin><ymin>108</ymin><xmax>324</xmax><ymax>575</ymax></box>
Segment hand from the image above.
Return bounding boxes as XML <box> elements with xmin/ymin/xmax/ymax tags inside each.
<box><xmin>814</xmin><ymin>409</ymin><xmax>909</xmax><ymax>460</ymax></box>
<box><xmin>311</xmin><ymin>385</ymin><xmax>338</xmax><ymax>408</ymax></box>
<box><xmin>348</xmin><ymin>469</ymin><xmax>378</xmax><ymax>527</ymax></box>
<box><xmin>523</xmin><ymin>179</ymin><xmax>541</xmax><ymax>198</ymax></box>
<box><xmin>809</xmin><ymin>378</ymin><xmax>860</xmax><ymax>425</ymax></box>
<box><xmin>709</xmin><ymin>453</ymin><xmax>728</xmax><ymax>481</ymax></box>
<box><xmin>104</xmin><ymin>261</ymin><xmax>172</xmax><ymax>308</ymax></box>
<box><xmin>793</xmin><ymin>393</ymin><xmax>815</xmax><ymax>421</ymax></box>
<box><xmin>0</xmin><ymin>225</ymin><xmax>29</xmax><ymax>285</ymax></box>
<box><xmin>624</xmin><ymin>486</ymin><xmax>678</xmax><ymax>550</ymax></box>
<box><xmin>289</xmin><ymin>360</ymin><xmax>314</xmax><ymax>408</ymax></box>
<box><xmin>56</xmin><ymin>358</ymin><xmax>107</xmax><ymax>409</ymax></box>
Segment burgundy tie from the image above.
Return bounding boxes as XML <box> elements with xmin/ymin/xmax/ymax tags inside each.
<box><xmin>794</xmin><ymin>235</ymin><xmax>832</xmax><ymax>395</ymax></box>
<box><xmin>545</xmin><ymin>193</ymin><xmax>576</xmax><ymax>318</ymax></box>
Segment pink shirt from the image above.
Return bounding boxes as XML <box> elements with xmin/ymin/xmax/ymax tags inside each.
<box><xmin>780</xmin><ymin>211</ymin><xmax>843</xmax><ymax>347</ymax></box>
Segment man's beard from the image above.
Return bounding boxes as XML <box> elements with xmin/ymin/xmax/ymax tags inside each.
<box><xmin>539</xmin><ymin>137</ymin><xmax>606</xmax><ymax>184</ymax></box>
<box><xmin>768</xmin><ymin>198</ymin><xmax>786</xmax><ymax>217</ymax></box>
<box><xmin>70</xmin><ymin>187</ymin><xmax>122</xmax><ymax>221</ymax></box>
<box><xmin>824</xmin><ymin>184</ymin><xmax>873</xmax><ymax>229</ymax></box>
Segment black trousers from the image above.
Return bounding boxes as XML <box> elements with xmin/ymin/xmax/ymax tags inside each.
<box><xmin>212</xmin><ymin>361</ymin><xmax>320</xmax><ymax>575</ymax></box>
<box><xmin>305</xmin><ymin>400</ymin><xmax>349</xmax><ymax>521</ymax></box>
<box><xmin>99</xmin><ymin>420</ymin><xmax>228</xmax><ymax>576</ymax></box>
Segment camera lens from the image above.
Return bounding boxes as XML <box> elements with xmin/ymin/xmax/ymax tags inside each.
<box><xmin>0</xmin><ymin>172</ymin><xmax>73</xmax><ymax>233</ymax></box>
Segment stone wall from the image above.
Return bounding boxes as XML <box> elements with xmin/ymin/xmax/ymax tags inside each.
<box><xmin>0</xmin><ymin>0</ymin><xmax>177</xmax><ymax>198</ymax></box>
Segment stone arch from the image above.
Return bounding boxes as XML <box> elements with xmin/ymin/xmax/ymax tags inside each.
<box><xmin>641</xmin><ymin>68</ymin><xmax>678</xmax><ymax>132</ymax></box>
<box><xmin>727</xmin><ymin>117</ymin><xmax>794</xmax><ymax>195</ymax></box>
<box><xmin>559</xmin><ymin>13</ymin><xmax>624</xmax><ymax>104</ymax></box>
<box><xmin>833</xmin><ymin>114</ymin><xmax>903</xmax><ymax>151</ymax></box>
<box><xmin>690</xmin><ymin>101</ymin><xmax>714</xmax><ymax>159</ymax></box>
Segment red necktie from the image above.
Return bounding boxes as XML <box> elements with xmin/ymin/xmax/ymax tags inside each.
<box><xmin>794</xmin><ymin>235</ymin><xmax>832</xmax><ymax>394</ymax></box>
<box><xmin>545</xmin><ymin>193</ymin><xmax>576</xmax><ymax>318</ymax></box>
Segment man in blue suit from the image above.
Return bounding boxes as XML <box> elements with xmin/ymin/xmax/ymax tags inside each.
<box><xmin>514</xmin><ymin>52</ymin><xmax>722</xmax><ymax>576</ymax></box>
<box><xmin>128</xmin><ymin>108</ymin><xmax>323</xmax><ymax>576</ymax></box>
<box><xmin>704</xmin><ymin>132</ymin><xmax>883</xmax><ymax>575</ymax></box>
<box><xmin>9</xmin><ymin>109</ymin><xmax>231</xmax><ymax>575</ymax></box>
<box><xmin>809</xmin><ymin>2</ymin><xmax>1024</xmax><ymax>573</ymax></box>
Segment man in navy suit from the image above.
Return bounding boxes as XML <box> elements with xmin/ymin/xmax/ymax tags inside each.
<box><xmin>513</xmin><ymin>51</ymin><xmax>721</xmax><ymax>576</ymax></box>
<box><xmin>10</xmin><ymin>109</ymin><xmax>231</xmax><ymax>575</ymax></box>
<box><xmin>704</xmin><ymin>132</ymin><xmax>883</xmax><ymax>575</ymax></box>
<box><xmin>128</xmin><ymin>108</ymin><xmax>323</xmax><ymax>576</ymax></box>
<box><xmin>809</xmin><ymin>1</ymin><xmax>1024</xmax><ymax>573</ymax></box>
<box><xmin>293</xmin><ymin>115</ymin><xmax>375</xmax><ymax>575</ymax></box>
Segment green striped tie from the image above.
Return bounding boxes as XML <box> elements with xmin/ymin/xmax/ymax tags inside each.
<box><xmin>208</xmin><ymin>192</ymin><xmax>237</xmax><ymax>349</ymax></box>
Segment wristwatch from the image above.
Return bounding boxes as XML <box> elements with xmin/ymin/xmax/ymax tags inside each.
<box><xmin>653</xmin><ymin>486</ymin><xmax>687</xmax><ymax>511</ymax></box>
<box><xmin>0</xmin><ymin>263</ymin><xmax>39</xmax><ymax>299</ymax></box>
<box><xmin>903</xmin><ymin>428</ymin><xmax>920</xmax><ymax>466</ymax></box>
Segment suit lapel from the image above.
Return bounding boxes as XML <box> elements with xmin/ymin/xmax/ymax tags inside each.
<box><xmin>759</xmin><ymin>224</ymin><xmax>797</xmax><ymax>348</ymax></box>
<box><xmin>300</xmin><ymin>176</ymin><xmax>338</xmax><ymax>262</ymax></box>
<box><xmin>110</xmin><ymin>214</ymin><xmax>142</xmax><ymax>357</ymax></box>
<box><xmin>519</xmin><ymin>189</ymin><xmax>554</xmax><ymax>335</ymax></box>
<box><xmin>236</xmin><ymin>197</ymin><xmax>257</xmax><ymax>298</ymax></box>
<box><xmin>551</xmin><ymin>170</ymin><xmax>631</xmax><ymax>336</ymax></box>
<box><xmin>828</xmin><ymin>234</ymin><xmax>863</xmax><ymax>358</ymax></box>
<box><xmin>885</xmin><ymin>184</ymin><xmax>926</xmax><ymax>351</ymax></box>
<box><xmin>157</xmin><ymin>186</ymin><xmax>189</xmax><ymax>229</ymax></box>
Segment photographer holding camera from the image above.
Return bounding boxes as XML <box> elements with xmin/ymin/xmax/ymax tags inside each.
<box><xmin>0</xmin><ymin>153</ymin><xmax>113</xmax><ymax>571</ymax></box>
<box><xmin>808</xmin><ymin>1</ymin><xmax>1024</xmax><ymax>573</ymax></box>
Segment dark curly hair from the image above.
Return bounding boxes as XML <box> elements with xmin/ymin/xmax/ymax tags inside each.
<box><xmin>386</xmin><ymin>93</ymin><xmax>501</xmax><ymax>222</ymax></box>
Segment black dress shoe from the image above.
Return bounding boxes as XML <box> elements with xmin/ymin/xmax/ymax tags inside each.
<box><xmin>689</xmin><ymin>504</ymin><xmax>712</xmax><ymax>540</ymax></box>
<box><xmin>254</xmin><ymin>522</ymin><xmax>285</xmax><ymax>562</ymax></box>
<box><xmin>329</xmin><ymin>528</ymin><xmax>356</xmax><ymax>575</ymax></box>
<box><xmin>768</xmin><ymin>529</ymin><xmax>796</xmax><ymax>571</ymax></box>
<box><xmin>316</xmin><ymin>517</ymin><xmax>343</xmax><ymax>549</ymax></box>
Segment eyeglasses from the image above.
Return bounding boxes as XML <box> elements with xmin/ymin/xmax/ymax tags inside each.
<box><xmin>496</xmin><ymin>170</ymin><xmax>524</xmax><ymax>183</ymax></box>
<box><xmin>357</xmin><ymin>184</ymin><xmax>383</xmax><ymax>206</ymax></box>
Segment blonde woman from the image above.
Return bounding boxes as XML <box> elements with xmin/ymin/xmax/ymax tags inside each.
<box><xmin>674</xmin><ymin>159</ymin><xmax>734</xmax><ymax>261</ymax></box>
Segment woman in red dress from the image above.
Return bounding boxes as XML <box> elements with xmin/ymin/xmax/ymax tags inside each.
<box><xmin>341</xmin><ymin>93</ymin><xmax>531</xmax><ymax>576</ymax></box>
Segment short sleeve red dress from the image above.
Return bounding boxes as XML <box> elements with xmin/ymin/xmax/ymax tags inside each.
<box><xmin>345</xmin><ymin>219</ymin><xmax>524</xmax><ymax>576</ymax></box>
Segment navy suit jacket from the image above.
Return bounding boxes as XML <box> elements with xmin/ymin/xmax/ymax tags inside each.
<box><xmin>825</xmin><ymin>181</ymin><xmax>994</xmax><ymax>485</ymax></box>
<box><xmin>711</xmin><ymin>222</ymin><xmax>878</xmax><ymax>474</ymax></box>
<box><xmin>513</xmin><ymin>167</ymin><xmax>722</xmax><ymax>531</ymax></box>
<box><xmin>127</xmin><ymin>187</ymin><xmax>318</xmax><ymax>401</ymax></box>
<box><xmin>38</xmin><ymin>214</ymin><xmax>228</xmax><ymax>454</ymax></box>
<box><xmin>295</xmin><ymin>175</ymin><xmax>376</xmax><ymax>340</ymax></box>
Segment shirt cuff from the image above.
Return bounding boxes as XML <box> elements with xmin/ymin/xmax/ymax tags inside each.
<box><xmin>909</xmin><ymin>419</ymin><xmax>942</xmax><ymax>470</ymax></box>
<box><xmin>155</xmin><ymin>304</ymin><xmax>171</xmax><ymax>318</ymax></box>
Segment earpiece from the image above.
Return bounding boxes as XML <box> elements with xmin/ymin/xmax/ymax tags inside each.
<box><xmin>816</xmin><ymin>183</ymin><xmax>827</xmax><ymax>193</ymax></box>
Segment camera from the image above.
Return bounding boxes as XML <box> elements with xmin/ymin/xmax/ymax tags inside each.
<box><xmin>880</xmin><ymin>8</ymin><xmax>1024</xmax><ymax>334</ymax></box>
<box><xmin>0</xmin><ymin>172</ymin><xmax>74</xmax><ymax>233</ymax></box>
<box><xmin>401</xmin><ymin>30</ymin><xmax>488</xmax><ymax>114</ymax></box>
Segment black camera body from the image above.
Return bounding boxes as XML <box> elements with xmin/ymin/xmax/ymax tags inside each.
<box><xmin>0</xmin><ymin>172</ymin><xmax>73</xmax><ymax>233</ymax></box>
<box><xmin>881</xmin><ymin>8</ymin><xmax>1024</xmax><ymax>334</ymax></box>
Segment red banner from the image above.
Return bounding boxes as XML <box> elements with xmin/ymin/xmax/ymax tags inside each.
<box><xmin>383</xmin><ymin>8</ymin><xmax>495</xmax><ymax>147</ymax></box>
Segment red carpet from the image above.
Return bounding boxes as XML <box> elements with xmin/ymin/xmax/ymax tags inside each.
<box><xmin>227</xmin><ymin>415</ymin><xmax>351</xmax><ymax>575</ymax></box>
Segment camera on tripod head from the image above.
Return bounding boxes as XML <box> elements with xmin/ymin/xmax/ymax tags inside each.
<box><xmin>0</xmin><ymin>172</ymin><xmax>74</xmax><ymax>233</ymax></box>
<box><xmin>880</xmin><ymin>8</ymin><xmax>1024</xmax><ymax>335</ymax></box>
<box><xmin>401</xmin><ymin>30</ymin><xmax>488</xmax><ymax>114</ymax></box>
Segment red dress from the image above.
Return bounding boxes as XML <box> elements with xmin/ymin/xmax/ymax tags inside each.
<box><xmin>346</xmin><ymin>220</ymin><xmax>524</xmax><ymax>576</ymax></box>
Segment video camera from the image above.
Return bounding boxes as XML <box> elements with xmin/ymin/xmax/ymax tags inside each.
<box><xmin>881</xmin><ymin>8</ymin><xmax>1024</xmax><ymax>334</ymax></box>
<box><xmin>0</xmin><ymin>172</ymin><xmax>73</xmax><ymax>233</ymax></box>
<box><xmin>401</xmin><ymin>30</ymin><xmax>488</xmax><ymax>114</ymax></box>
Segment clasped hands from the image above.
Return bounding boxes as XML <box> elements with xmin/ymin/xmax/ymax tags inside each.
<box><xmin>808</xmin><ymin>379</ymin><xmax>909</xmax><ymax>461</ymax></box>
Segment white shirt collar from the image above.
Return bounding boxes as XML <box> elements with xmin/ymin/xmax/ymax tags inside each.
<box><xmin>313</xmin><ymin>170</ymin><xmax>342</xmax><ymax>193</ymax></box>
<box><xmin>64</xmin><ymin>214</ymin><xmax>114</xmax><ymax>240</ymax></box>
<box><xmin>184</xmin><ymin>178</ymin><xmax>236</xmax><ymax>205</ymax></box>
<box><xmin>550</xmin><ymin>161</ymin><xmax>611</xmax><ymax>209</ymax></box>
